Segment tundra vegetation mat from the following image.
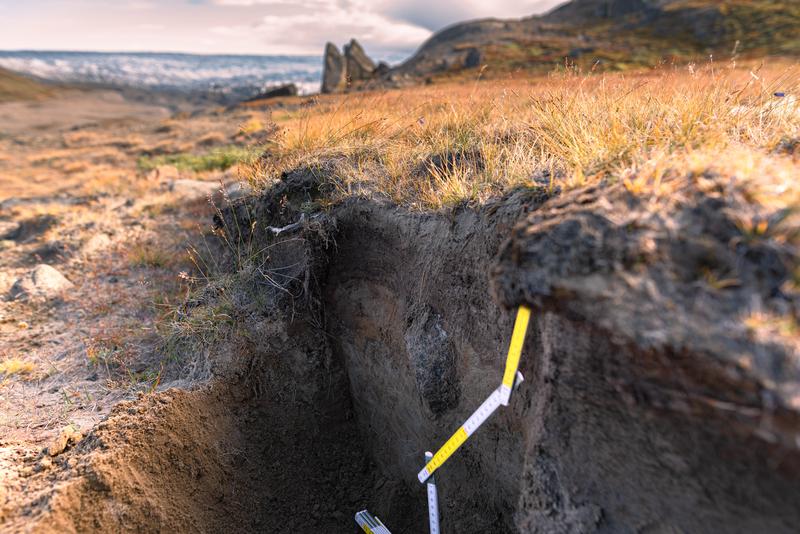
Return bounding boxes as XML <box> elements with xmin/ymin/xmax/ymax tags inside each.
<box><xmin>1</xmin><ymin>61</ymin><xmax>800</xmax><ymax>533</ymax></box>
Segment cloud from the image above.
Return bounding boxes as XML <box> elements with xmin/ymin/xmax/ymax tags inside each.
<box><xmin>378</xmin><ymin>0</ymin><xmax>565</xmax><ymax>30</ymax></box>
<box><xmin>0</xmin><ymin>0</ymin><xmax>567</xmax><ymax>55</ymax></box>
<box><xmin>214</xmin><ymin>0</ymin><xmax>325</xmax><ymax>6</ymax></box>
<box><xmin>213</xmin><ymin>0</ymin><xmax>562</xmax><ymax>21</ymax></box>
<box><xmin>207</xmin><ymin>0</ymin><xmax>566</xmax><ymax>54</ymax></box>
<box><xmin>125</xmin><ymin>1</ymin><xmax>158</xmax><ymax>10</ymax></box>
<box><xmin>209</xmin><ymin>0</ymin><xmax>432</xmax><ymax>54</ymax></box>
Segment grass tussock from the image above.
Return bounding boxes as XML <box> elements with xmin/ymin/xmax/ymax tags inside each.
<box><xmin>249</xmin><ymin>61</ymin><xmax>800</xmax><ymax>209</ymax></box>
<box><xmin>128</xmin><ymin>242</ymin><xmax>174</xmax><ymax>268</ymax></box>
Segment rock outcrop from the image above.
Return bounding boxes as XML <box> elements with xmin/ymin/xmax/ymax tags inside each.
<box><xmin>321</xmin><ymin>39</ymin><xmax>380</xmax><ymax>93</ymax></box>
<box><xmin>322</xmin><ymin>43</ymin><xmax>347</xmax><ymax>94</ymax></box>
<box><xmin>382</xmin><ymin>0</ymin><xmax>800</xmax><ymax>83</ymax></box>
<box><xmin>343</xmin><ymin>39</ymin><xmax>376</xmax><ymax>82</ymax></box>
<box><xmin>245</xmin><ymin>83</ymin><xmax>298</xmax><ymax>101</ymax></box>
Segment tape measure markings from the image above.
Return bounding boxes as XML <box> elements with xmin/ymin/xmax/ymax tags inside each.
<box><xmin>463</xmin><ymin>387</ymin><xmax>503</xmax><ymax>434</ymax></box>
<box><xmin>355</xmin><ymin>510</ymin><xmax>392</xmax><ymax>534</ymax></box>
<box><xmin>417</xmin><ymin>426</ymin><xmax>467</xmax><ymax>483</ymax></box>
<box><xmin>418</xmin><ymin>386</ymin><xmax>504</xmax><ymax>483</ymax></box>
<box><xmin>500</xmin><ymin>305</ymin><xmax>531</xmax><ymax>405</ymax></box>
<box><xmin>417</xmin><ymin>306</ymin><xmax>532</xmax><ymax>484</ymax></box>
<box><xmin>355</xmin><ymin>305</ymin><xmax>533</xmax><ymax>532</ymax></box>
<box><xmin>425</xmin><ymin>451</ymin><xmax>441</xmax><ymax>534</ymax></box>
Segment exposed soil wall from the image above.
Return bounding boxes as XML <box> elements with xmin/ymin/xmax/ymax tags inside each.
<box><xmin>324</xmin><ymin>193</ymin><xmax>545</xmax><ymax>532</ymax></box>
<box><xmin>320</xmin><ymin>182</ymin><xmax>800</xmax><ymax>533</ymax></box>
<box><xmin>5</xmin><ymin>170</ymin><xmax>800</xmax><ymax>533</ymax></box>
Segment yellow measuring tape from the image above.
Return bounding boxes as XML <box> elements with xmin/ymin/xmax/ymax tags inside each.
<box><xmin>500</xmin><ymin>305</ymin><xmax>531</xmax><ymax>405</ymax></box>
<box><xmin>417</xmin><ymin>306</ymin><xmax>531</xmax><ymax>483</ymax></box>
<box><xmin>421</xmin><ymin>428</ymin><xmax>468</xmax><ymax>478</ymax></box>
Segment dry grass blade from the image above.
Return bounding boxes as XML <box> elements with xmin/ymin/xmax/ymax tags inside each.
<box><xmin>246</xmin><ymin>61</ymin><xmax>800</xmax><ymax>209</ymax></box>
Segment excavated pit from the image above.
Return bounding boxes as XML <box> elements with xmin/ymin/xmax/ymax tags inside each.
<box><xmin>8</xmin><ymin>170</ymin><xmax>800</xmax><ymax>533</ymax></box>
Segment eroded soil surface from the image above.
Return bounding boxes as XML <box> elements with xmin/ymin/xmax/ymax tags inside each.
<box><xmin>0</xmin><ymin>89</ymin><xmax>278</xmax><ymax>529</ymax></box>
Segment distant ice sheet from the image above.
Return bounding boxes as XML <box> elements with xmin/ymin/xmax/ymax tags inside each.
<box><xmin>0</xmin><ymin>51</ymin><xmax>327</xmax><ymax>96</ymax></box>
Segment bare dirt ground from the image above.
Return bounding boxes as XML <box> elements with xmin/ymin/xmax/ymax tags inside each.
<box><xmin>0</xmin><ymin>89</ymin><xmax>271</xmax><ymax>522</ymax></box>
<box><xmin>0</xmin><ymin>89</ymin><xmax>172</xmax><ymax>136</ymax></box>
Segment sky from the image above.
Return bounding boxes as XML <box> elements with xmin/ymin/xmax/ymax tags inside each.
<box><xmin>0</xmin><ymin>0</ymin><xmax>566</xmax><ymax>56</ymax></box>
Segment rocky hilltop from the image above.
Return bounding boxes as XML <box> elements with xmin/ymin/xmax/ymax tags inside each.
<box><xmin>323</xmin><ymin>0</ymin><xmax>800</xmax><ymax>90</ymax></box>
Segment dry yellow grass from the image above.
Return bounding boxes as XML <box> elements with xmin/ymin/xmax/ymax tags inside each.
<box><xmin>0</xmin><ymin>359</ymin><xmax>36</xmax><ymax>377</ymax></box>
<box><xmin>249</xmin><ymin>61</ymin><xmax>800</xmax><ymax>209</ymax></box>
<box><xmin>127</xmin><ymin>241</ymin><xmax>174</xmax><ymax>269</ymax></box>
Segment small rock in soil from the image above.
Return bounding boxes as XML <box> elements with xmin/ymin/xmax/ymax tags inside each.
<box><xmin>46</xmin><ymin>425</ymin><xmax>83</xmax><ymax>457</ymax></box>
<box><xmin>10</xmin><ymin>264</ymin><xmax>74</xmax><ymax>301</ymax></box>
<box><xmin>81</xmin><ymin>233</ymin><xmax>112</xmax><ymax>256</ymax></box>
<box><xmin>245</xmin><ymin>83</ymin><xmax>299</xmax><ymax>101</ymax></box>
<box><xmin>224</xmin><ymin>181</ymin><xmax>252</xmax><ymax>201</ymax></box>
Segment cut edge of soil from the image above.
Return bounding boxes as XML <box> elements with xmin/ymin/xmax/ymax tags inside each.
<box><xmin>3</xmin><ymin>170</ymin><xmax>800</xmax><ymax>533</ymax></box>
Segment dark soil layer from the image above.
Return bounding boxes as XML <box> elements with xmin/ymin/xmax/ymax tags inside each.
<box><xmin>323</xmin><ymin>193</ymin><xmax>547</xmax><ymax>532</ymax></box>
<box><xmin>321</xmin><ymin>184</ymin><xmax>800</xmax><ymax>533</ymax></box>
<box><xmin>5</xmin><ymin>169</ymin><xmax>800</xmax><ymax>533</ymax></box>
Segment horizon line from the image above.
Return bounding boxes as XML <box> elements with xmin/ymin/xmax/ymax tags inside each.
<box><xmin>0</xmin><ymin>47</ymin><xmax>416</xmax><ymax>58</ymax></box>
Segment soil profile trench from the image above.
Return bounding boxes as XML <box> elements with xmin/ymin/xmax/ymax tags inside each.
<box><xmin>7</xmin><ymin>176</ymin><xmax>800</xmax><ymax>534</ymax></box>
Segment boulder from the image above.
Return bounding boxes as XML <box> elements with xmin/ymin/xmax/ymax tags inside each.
<box><xmin>321</xmin><ymin>39</ymin><xmax>380</xmax><ymax>92</ymax></box>
<box><xmin>246</xmin><ymin>83</ymin><xmax>298</xmax><ymax>101</ymax></box>
<box><xmin>10</xmin><ymin>264</ymin><xmax>73</xmax><ymax>301</ymax></box>
<box><xmin>321</xmin><ymin>43</ymin><xmax>346</xmax><ymax>94</ymax></box>
<box><xmin>344</xmin><ymin>39</ymin><xmax>376</xmax><ymax>82</ymax></box>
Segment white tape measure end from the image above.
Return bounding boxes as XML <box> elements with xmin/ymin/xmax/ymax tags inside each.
<box><xmin>418</xmin><ymin>467</ymin><xmax>431</xmax><ymax>484</ymax></box>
